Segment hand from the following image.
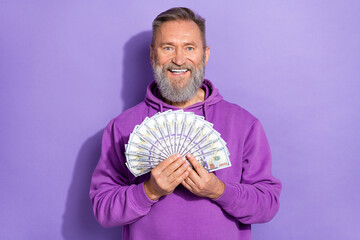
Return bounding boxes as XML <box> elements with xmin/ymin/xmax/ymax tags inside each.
<box><xmin>181</xmin><ymin>153</ymin><xmax>225</xmax><ymax>199</ymax></box>
<box><xmin>144</xmin><ymin>154</ymin><xmax>190</xmax><ymax>201</ymax></box>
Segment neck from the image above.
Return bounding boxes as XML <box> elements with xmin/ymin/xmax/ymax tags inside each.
<box><xmin>164</xmin><ymin>88</ymin><xmax>205</xmax><ymax>109</ymax></box>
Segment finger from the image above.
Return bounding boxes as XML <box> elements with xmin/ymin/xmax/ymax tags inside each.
<box><xmin>155</xmin><ymin>154</ymin><xmax>181</xmax><ymax>173</ymax></box>
<box><xmin>186</xmin><ymin>167</ymin><xmax>201</xmax><ymax>184</ymax></box>
<box><xmin>184</xmin><ymin>175</ymin><xmax>197</xmax><ymax>189</ymax></box>
<box><xmin>186</xmin><ymin>153</ymin><xmax>208</xmax><ymax>177</ymax></box>
<box><xmin>170</xmin><ymin>161</ymin><xmax>190</xmax><ymax>181</ymax></box>
<box><xmin>169</xmin><ymin>169</ymin><xmax>189</xmax><ymax>189</ymax></box>
<box><xmin>181</xmin><ymin>178</ymin><xmax>193</xmax><ymax>191</ymax></box>
<box><xmin>164</xmin><ymin>156</ymin><xmax>187</xmax><ymax>176</ymax></box>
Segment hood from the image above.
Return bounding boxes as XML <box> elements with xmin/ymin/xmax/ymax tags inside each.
<box><xmin>144</xmin><ymin>79</ymin><xmax>223</xmax><ymax>120</ymax></box>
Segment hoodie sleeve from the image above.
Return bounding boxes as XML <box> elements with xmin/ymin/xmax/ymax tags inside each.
<box><xmin>212</xmin><ymin>119</ymin><xmax>282</xmax><ymax>224</ymax></box>
<box><xmin>89</xmin><ymin>119</ymin><xmax>157</xmax><ymax>228</ymax></box>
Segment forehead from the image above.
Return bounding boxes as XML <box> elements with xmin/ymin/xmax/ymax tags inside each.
<box><xmin>154</xmin><ymin>20</ymin><xmax>203</xmax><ymax>46</ymax></box>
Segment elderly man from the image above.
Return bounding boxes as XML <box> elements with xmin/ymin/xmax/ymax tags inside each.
<box><xmin>90</xmin><ymin>7</ymin><xmax>281</xmax><ymax>240</ymax></box>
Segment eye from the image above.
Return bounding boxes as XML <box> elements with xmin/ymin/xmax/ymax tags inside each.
<box><xmin>186</xmin><ymin>46</ymin><xmax>194</xmax><ymax>51</ymax></box>
<box><xmin>164</xmin><ymin>46</ymin><xmax>173</xmax><ymax>51</ymax></box>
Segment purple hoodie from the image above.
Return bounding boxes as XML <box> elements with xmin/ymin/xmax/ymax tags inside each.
<box><xmin>90</xmin><ymin>79</ymin><xmax>281</xmax><ymax>240</ymax></box>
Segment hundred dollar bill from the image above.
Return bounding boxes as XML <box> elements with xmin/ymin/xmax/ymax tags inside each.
<box><xmin>166</xmin><ymin>110</ymin><xmax>186</xmax><ymax>155</ymax></box>
<box><xmin>152</xmin><ymin>113</ymin><xmax>172</xmax><ymax>156</ymax></box>
<box><xmin>174</xmin><ymin>111</ymin><xmax>186</xmax><ymax>154</ymax></box>
<box><xmin>186</xmin><ymin>137</ymin><xmax>222</xmax><ymax>157</ymax></box>
<box><xmin>179</xmin><ymin>117</ymin><xmax>214</xmax><ymax>156</ymax></box>
<box><xmin>203</xmin><ymin>136</ymin><xmax>231</xmax><ymax>171</ymax></box>
<box><xmin>194</xmin><ymin>147</ymin><xmax>231</xmax><ymax>172</ymax></box>
<box><xmin>143</xmin><ymin>120</ymin><xmax>171</xmax><ymax>157</ymax></box>
<box><xmin>178</xmin><ymin>123</ymin><xmax>206</xmax><ymax>156</ymax></box>
<box><xmin>126</xmin><ymin>143</ymin><xmax>166</xmax><ymax>160</ymax></box>
<box><xmin>131</xmin><ymin>122</ymin><xmax>169</xmax><ymax>157</ymax></box>
<box><xmin>176</xmin><ymin>113</ymin><xmax>196</xmax><ymax>155</ymax></box>
<box><xmin>125</xmin><ymin>151</ymin><xmax>162</xmax><ymax>176</ymax></box>
<box><xmin>163</xmin><ymin>112</ymin><xmax>175</xmax><ymax>155</ymax></box>
<box><xmin>125</xmin><ymin>162</ymin><xmax>152</xmax><ymax>177</ymax></box>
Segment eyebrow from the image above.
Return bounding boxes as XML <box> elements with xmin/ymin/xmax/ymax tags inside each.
<box><xmin>160</xmin><ymin>41</ymin><xmax>198</xmax><ymax>47</ymax></box>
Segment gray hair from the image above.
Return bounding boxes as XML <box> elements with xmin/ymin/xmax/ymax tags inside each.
<box><xmin>151</xmin><ymin>7</ymin><xmax>207</xmax><ymax>49</ymax></box>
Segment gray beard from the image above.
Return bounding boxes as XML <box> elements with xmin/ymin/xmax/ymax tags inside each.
<box><xmin>152</xmin><ymin>58</ymin><xmax>205</xmax><ymax>103</ymax></box>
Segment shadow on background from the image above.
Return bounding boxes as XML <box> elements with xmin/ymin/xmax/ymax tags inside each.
<box><xmin>121</xmin><ymin>30</ymin><xmax>153</xmax><ymax>111</ymax></box>
<box><xmin>62</xmin><ymin>31</ymin><xmax>153</xmax><ymax>239</ymax></box>
<box><xmin>61</xmin><ymin>130</ymin><xmax>122</xmax><ymax>239</ymax></box>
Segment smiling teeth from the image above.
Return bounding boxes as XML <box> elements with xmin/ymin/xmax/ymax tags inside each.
<box><xmin>170</xmin><ymin>69</ymin><xmax>187</xmax><ymax>73</ymax></box>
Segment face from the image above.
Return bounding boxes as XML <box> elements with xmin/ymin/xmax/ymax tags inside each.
<box><xmin>151</xmin><ymin>20</ymin><xmax>210</xmax><ymax>103</ymax></box>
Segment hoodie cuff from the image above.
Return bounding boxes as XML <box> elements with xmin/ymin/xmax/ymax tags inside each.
<box><xmin>212</xmin><ymin>182</ymin><xmax>239</xmax><ymax>210</ymax></box>
<box><xmin>131</xmin><ymin>182</ymin><xmax>158</xmax><ymax>212</ymax></box>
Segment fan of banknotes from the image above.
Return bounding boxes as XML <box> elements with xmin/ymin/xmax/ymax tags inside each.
<box><xmin>125</xmin><ymin>110</ymin><xmax>231</xmax><ymax>177</ymax></box>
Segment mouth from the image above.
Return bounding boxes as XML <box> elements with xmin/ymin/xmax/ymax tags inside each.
<box><xmin>168</xmin><ymin>69</ymin><xmax>189</xmax><ymax>74</ymax></box>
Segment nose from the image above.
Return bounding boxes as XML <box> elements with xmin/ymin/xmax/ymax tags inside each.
<box><xmin>173</xmin><ymin>48</ymin><xmax>186</xmax><ymax>66</ymax></box>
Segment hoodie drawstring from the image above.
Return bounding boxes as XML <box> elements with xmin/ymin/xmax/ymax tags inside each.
<box><xmin>203</xmin><ymin>103</ymin><xmax>208</xmax><ymax>121</ymax></box>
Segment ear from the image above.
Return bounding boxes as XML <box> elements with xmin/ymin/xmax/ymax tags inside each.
<box><xmin>150</xmin><ymin>44</ymin><xmax>154</xmax><ymax>66</ymax></box>
<box><xmin>204</xmin><ymin>46</ymin><xmax>210</xmax><ymax>66</ymax></box>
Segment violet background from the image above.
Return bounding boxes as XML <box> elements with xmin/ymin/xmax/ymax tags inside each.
<box><xmin>1</xmin><ymin>1</ymin><xmax>359</xmax><ymax>239</ymax></box>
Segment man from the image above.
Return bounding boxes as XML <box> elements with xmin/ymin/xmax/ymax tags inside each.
<box><xmin>90</xmin><ymin>7</ymin><xmax>281</xmax><ymax>240</ymax></box>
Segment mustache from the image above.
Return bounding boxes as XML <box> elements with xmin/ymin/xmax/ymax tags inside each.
<box><xmin>163</xmin><ymin>63</ymin><xmax>194</xmax><ymax>71</ymax></box>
